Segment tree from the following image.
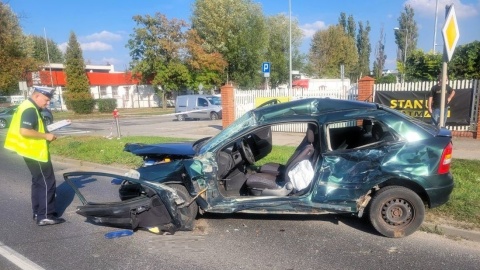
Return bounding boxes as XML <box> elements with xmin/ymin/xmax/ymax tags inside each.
<box><xmin>128</xmin><ymin>13</ymin><xmax>191</xmax><ymax>107</ymax></box>
<box><xmin>264</xmin><ymin>14</ymin><xmax>304</xmax><ymax>88</ymax></box>
<box><xmin>395</xmin><ymin>4</ymin><xmax>418</xmax><ymax>78</ymax></box>
<box><xmin>449</xmin><ymin>41</ymin><xmax>480</xmax><ymax>79</ymax></box>
<box><xmin>192</xmin><ymin>0</ymin><xmax>268</xmax><ymax>88</ymax></box>
<box><xmin>308</xmin><ymin>25</ymin><xmax>358</xmax><ymax>79</ymax></box>
<box><xmin>373</xmin><ymin>25</ymin><xmax>387</xmax><ymax>79</ymax></box>
<box><xmin>63</xmin><ymin>31</ymin><xmax>94</xmax><ymax>113</ymax></box>
<box><xmin>0</xmin><ymin>2</ymin><xmax>38</xmax><ymax>96</ymax></box>
<box><xmin>356</xmin><ymin>21</ymin><xmax>371</xmax><ymax>78</ymax></box>
<box><xmin>406</xmin><ymin>49</ymin><xmax>442</xmax><ymax>81</ymax></box>
<box><xmin>184</xmin><ymin>29</ymin><xmax>228</xmax><ymax>91</ymax></box>
<box><xmin>28</xmin><ymin>35</ymin><xmax>64</xmax><ymax>63</ymax></box>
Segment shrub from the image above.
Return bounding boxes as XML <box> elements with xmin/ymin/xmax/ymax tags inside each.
<box><xmin>69</xmin><ymin>99</ymin><xmax>96</xmax><ymax>114</ymax></box>
<box><xmin>97</xmin><ymin>99</ymin><xmax>117</xmax><ymax>113</ymax></box>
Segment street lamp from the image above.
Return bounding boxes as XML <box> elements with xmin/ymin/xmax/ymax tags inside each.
<box><xmin>289</xmin><ymin>0</ymin><xmax>292</xmax><ymax>91</ymax></box>
<box><xmin>394</xmin><ymin>27</ymin><xmax>408</xmax><ymax>83</ymax></box>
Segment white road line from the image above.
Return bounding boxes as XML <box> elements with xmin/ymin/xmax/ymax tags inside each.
<box><xmin>0</xmin><ymin>241</ymin><xmax>45</xmax><ymax>270</ymax></box>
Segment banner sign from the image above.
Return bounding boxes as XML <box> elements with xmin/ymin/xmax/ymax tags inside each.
<box><xmin>374</xmin><ymin>89</ymin><xmax>473</xmax><ymax>126</ymax></box>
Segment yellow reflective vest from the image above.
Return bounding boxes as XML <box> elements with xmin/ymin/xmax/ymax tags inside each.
<box><xmin>4</xmin><ymin>100</ymin><xmax>49</xmax><ymax>162</ymax></box>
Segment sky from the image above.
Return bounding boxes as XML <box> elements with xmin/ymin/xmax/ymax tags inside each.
<box><xmin>7</xmin><ymin>0</ymin><xmax>480</xmax><ymax>72</ymax></box>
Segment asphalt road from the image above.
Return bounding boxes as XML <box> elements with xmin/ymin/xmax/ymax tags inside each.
<box><xmin>1</xmin><ymin>117</ymin><xmax>480</xmax><ymax>269</ymax></box>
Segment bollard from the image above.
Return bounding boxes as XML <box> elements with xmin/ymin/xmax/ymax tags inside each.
<box><xmin>113</xmin><ymin>108</ymin><xmax>121</xmax><ymax>138</ymax></box>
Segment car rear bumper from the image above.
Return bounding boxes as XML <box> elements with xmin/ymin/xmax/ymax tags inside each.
<box><xmin>425</xmin><ymin>173</ymin><xmax>454</xmax><ymax>208</ymax></box>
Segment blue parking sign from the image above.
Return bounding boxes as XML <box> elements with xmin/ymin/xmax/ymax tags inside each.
<box><xmin>262</xmin><ymin>62</ymin><xmax>270</xmax><ymax>73</ymax></box>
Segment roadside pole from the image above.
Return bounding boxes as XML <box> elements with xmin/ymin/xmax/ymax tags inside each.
<box><xmin>113</xmin><ymin>108</ymin><xmax>121</xmax><ymax>138</ymax></box>
<box><xmin>439</xmin><ymin>4</ymin><xmax>459</xmax><ymax>127</ymax></box>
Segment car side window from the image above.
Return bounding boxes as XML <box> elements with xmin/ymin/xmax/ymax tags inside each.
<box><xmin>326</xmin><ymin>119</ymin><xmax>396</xmax><ymax>151</ymax></box>
<box><xmin>198</xmin><ymin>98</ymin><xmax>208</xmax><ymax>107</ymax></box>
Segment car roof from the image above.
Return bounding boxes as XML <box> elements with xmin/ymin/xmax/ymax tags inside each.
<box><xmin>253</xmin><ymin>98</ymin><xmax>377</xmax><ymax>120</ymax></box>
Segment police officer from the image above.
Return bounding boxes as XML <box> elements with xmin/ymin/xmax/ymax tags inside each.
<box><xmin>4</xmin><ymin>86</ymin><xmax>65</xmax><ymax>226</ymax></box>
<box><xmin>428</xmin><ymin>74</ymin><xmax>456</xmax><ymax>127</ymax></box>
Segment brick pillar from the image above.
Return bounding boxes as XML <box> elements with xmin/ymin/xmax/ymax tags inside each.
<box><xmin>221</xmin><ymin>83</ymin><xmax>235</xmax><ymax>129</ymax></box>
<box><xmin>357</xmin><ymin>76</ymin><xmax>375</xmax><ymax>102</ymax></box>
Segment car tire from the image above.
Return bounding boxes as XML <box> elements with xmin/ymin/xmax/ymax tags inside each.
<box><xmin>368</xmin><ymin>186</ymin><xmax>425</xmax><ymax>238</ymax></box>
<box><xmin>0</xmin><ymin>118</ymin><xmax>7</xmax><ymax>129</ymax></box>
<box><xmin>168</xmin><ymin>184</ymin><xmax>198</xmax><ymax>230</ymax></box>
<box><xmin>43</xmin><ymin>116</ymin><xmax>52</xmax><ymax>125</ymax></box>
<box><xmin>210</xmin><ymin>112</ymin><xmax>219</xmax><ymax>120</ymax></box>
<box><xmin>177</xmin><ymin>114</ymin><xmax>186</xmax><ymax>121</ymax></box>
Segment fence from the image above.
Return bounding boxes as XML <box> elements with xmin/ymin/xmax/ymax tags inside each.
<box><xmin>374</xmin><ymin>79</ymin><xmax>479</xmax><ymax>132</ymax></box>
<box><xmin>233</xmin><ymin>86</ymin><xmax>357</xmax><ymax>133</ymax></box>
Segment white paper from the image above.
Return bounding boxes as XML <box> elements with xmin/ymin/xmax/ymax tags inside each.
<box><xmin>47</xmin><ymin>119</ymin><xmax>71</xmax><ymax>131</ymax></box>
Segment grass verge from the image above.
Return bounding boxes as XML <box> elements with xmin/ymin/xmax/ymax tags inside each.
<box><xmin>50</xmin><ymin>135</ymin><xmax>480</xmax><ymax>227</ymax></box>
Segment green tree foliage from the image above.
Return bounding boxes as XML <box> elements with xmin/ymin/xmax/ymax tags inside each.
<box><xmin>406</xmin><ymin>49</ymin><xmax>442</xmax><ymax>81</ymax></box>
<box><xmin>373</xmin><ymin>26</ymin><xmax>387</xmax><ymax>79</ymax></box>
<box><xmin>27</xmin><ymin>35</ymin><xmax>64</xmax><ymax>63</ymax></box>
<box><xmin>127</xmin><ymin>13</ymin><xmax>191</xmax><ymax>107</ymax></box>
<box><xmin>184</xmin><ymin>29</ymin><xmax>228</xmax><ymax>91</ymax></box>
<box><xmin>356</xmin><ymin>21</ymin><xmax>371</xmax><ymax>78</ymax></box>
<box><xmin>404</xmin><ymin>41</ymin><xmax>480</xmax><ymax>81</ymax></box>
<box><xmin>0</xmin><ymin>2</ymin><xmax>38</xmax><ymax>95</ymax></box>
<box><xmin>264</xmin><ymin>14</ymin><xmax>304</xmax><ymax>88</ymax></box>
<box><xmin>64</xmin><ymin>31</ymin><xmax>93</xmax><ymax>113</ymax></box>
<box><xmin>376</xmin><ymin>74</ymin><xmax>397</xmax><ymax>84</ymax></box>
<box><xmin>449</xmin><ymin>41</ymin><xmax>480</xmax><ymax>79</ymax></box>
<box><xmin>309</xmin><ymin>25</ymin><xmax>358</xmax><ymax>79</ymax></box>
<box><xmin>192</xmin><ymin>0</ymin><xmax>268</xmax><ymax>88</ymax></box>
<box><xmin>395</xmin><ymin>5</ymin><xmax>418</xmax><ymax>65</ymax></box>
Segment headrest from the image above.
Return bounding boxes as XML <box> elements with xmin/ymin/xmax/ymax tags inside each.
<box><xmin>33</xmin><ymin>86</ymin><xmax>55</xmax><ymax>98</ymax></box>
<box><xmin>372</xmin><ymin>124</ymin><xmax>384</xmax><ymax>139</ymax></box>
<box><xmin>306</xmin><ymin>129</ymin><xmax>315</xmax><ymax>143</ymax></box>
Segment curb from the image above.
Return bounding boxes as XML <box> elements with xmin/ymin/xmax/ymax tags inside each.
<box><xmin>422</xmin><ymin>223</ymin><xmax>480</xmax><ymax>242</ymax></box>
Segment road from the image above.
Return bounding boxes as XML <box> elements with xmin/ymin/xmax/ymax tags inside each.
<box><xmin>1</xmin><ymin>117</ymin><xmax>480</xmax><ymax>269</ymax></box>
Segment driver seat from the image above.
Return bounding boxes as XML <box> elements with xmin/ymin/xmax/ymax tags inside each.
<box><xmin>245</xmin><ymin>128</ymin><xmax>316</xmax><ymax>196</ymax></box>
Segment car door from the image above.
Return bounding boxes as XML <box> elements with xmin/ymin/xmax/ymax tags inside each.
<box><xmin>190</xmin><ymin>97</ymin><xmax>210</xmax><ymax>119</ymax></box>
<box><xmin>310</xmin><ymin>119</ymin><xmax>403</xmax><ymax>211</ymax></box>
<box><xmin>63</xmin><ymin>171</ymin><xmax>189</xmax><ymax>232</ymax></box>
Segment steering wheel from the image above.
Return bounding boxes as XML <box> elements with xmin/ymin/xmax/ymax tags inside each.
<box><xmin>238</xmin><ymin>139</ymin><xmax>255</xmax><ymax>165</ymax></box>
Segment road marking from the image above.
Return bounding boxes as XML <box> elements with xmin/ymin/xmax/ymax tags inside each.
<box><xmin>0</xmin><ymin>241</ymin><xmax>45</xmax><ymax>270</ymax></box>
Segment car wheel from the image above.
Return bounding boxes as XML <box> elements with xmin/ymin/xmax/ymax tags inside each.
<box><xmin>210</xmin><ymin>112</ymin><xmax>219</xmax><ymax>120</ymax></box>
<box><xmin>169</xmin><ymin>184</ymin><xmax>198</xmax><ymax>229</ymax></box>
<box><xmin>177</xmin><ymin>114</ymin><xmax>186</xmax><ymax>121</ymax></box>
<box><xmin>368</xmin><ymin>186</ymin><xmax>425</xmax><ymax>238</ymax></box>
<box><xmin>0</xmin><ymin>119</ymin><xmax>7</xmax><ymax>129</ymax></box>
<box><xmin>43</xmin><ymin>116</ymin><xmax>52</xmax><ymax>125</ymax></box>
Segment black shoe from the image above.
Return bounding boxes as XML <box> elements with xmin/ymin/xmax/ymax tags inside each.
<box><xmin>37</xmin><ymin>217</ymin><xmax>66</xmax><ymax>226</ymax></box>
<box><xmin>33</xmin><ymin>214</ymin><xmax>37</xmax><ymax>220</ymax></box>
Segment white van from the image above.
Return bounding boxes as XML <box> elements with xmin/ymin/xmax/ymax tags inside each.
<box><xmin>175</xmin><ymin>95</ymin><xmax>222</xmax><ymax>121</ymax></box>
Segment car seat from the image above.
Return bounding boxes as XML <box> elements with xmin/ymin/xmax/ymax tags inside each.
<box><xmin>245</xmin><ymin>127</ymin><xmax>316</xmax><ymax>196</ymax></box>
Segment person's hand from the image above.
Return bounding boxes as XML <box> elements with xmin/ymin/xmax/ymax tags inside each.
<box><xmin>45</xmin><ymin>133</ymin><xmax>56</xmax><ymax>142</ymax></box>
<box><xmin>428</xmin><ymin>107</ymin><xmax>432</xmax><ymax>114</ymax></box>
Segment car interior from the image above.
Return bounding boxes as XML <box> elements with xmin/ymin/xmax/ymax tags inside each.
<box><xmin>215</xmin><ymin>122</ymin><xmax>320</xmax><ymax>198</ymax></box>
<box><xmin>214</xmin><ymin>119</ymin><xmax>398</xmax><ymax>198</ymax></box>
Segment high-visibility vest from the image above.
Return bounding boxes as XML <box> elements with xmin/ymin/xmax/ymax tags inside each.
<box><xmin>4</xmin><ymin>100</ymin><xmax>48</xmax><ymax>162</ymax></box>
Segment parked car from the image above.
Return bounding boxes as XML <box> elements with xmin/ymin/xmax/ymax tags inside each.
<box><xmin>0</xmin><ymin>105</ymin><xmax>53</xmax><ymax>129</ymax></box>
<box><xmin>175</xmin><ymin>94</ymin><xmax>222</xmax><ymax>121</ymax></box>
<box><xmin>63</xmin><ymin>98</ymin><xmax>454</xmax><ymax>238</ymax></box>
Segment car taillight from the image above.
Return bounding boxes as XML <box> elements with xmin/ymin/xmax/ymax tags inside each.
<box><xmin>438</xmin><ymin>142</ymin><xmax>453</xmax><ymax>174</ymax></box>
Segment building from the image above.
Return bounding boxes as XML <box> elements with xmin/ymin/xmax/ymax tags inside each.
<box><xmin>28</xmin><ymin>64</ymin><xmax>161</xmax><ymax>110</ymax></box>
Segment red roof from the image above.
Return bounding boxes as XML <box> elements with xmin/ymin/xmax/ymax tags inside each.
<box><xmin>34</xmin><ymin>71</ymin><xmax>140</xmax><ymax>86</ymax></box>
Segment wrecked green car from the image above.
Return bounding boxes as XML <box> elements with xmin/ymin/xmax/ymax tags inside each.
<box><xmin>64</xmin><ymin>98</ymin><xmax>454</xmax><ymax>238</ymax></box>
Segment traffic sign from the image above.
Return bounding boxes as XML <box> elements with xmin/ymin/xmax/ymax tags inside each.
<box><xmin>442</xmin><ymin>5</ymin><xmax>460</xmax><ymax>62</ymax></box>
<box><xmin>262</xmin><ymin>62</ymin><xmax>271</xmax><ymax>73</ymax></box>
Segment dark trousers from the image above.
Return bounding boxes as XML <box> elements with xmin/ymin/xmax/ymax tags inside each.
<box><xmin>23</xmin><ymin>157</ymin><xmax>57</xmax><ymax>221</ymax></box>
